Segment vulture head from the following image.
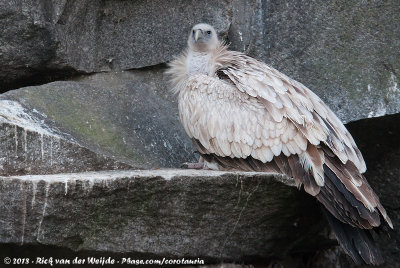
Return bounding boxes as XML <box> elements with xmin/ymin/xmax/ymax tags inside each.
<box><xmin>188</xmin><ymin>23</ymin><xmax>218</xmax><ymax>52</ymax></box>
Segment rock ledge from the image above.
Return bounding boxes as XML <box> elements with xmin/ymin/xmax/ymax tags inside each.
<box><xmin>0</xmin><ymin>169</ymin><xmax>327</xmax><ymax>262</ymax></box>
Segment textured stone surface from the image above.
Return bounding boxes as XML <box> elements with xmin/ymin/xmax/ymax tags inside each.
<box><xmin>1</xmin><ymin>70</ymin><xmax>196</xmax><ymax>171</ymax></box>
<box><xmin>1</xmin><ymin>0</ymin><xmax>399</xmax><ymax>122</ymax></box>
<box><xmin>0</xmin><ymin>0</ymin><xmax>231</xmax><ymax>91</ymax></box>
<box><xmin>229</xmin><ymin>0</ymin><xmax>400</xmax><ymax>123</ymax></box>
<box><xmin>0</xmin><ymin>0</ymin><xmax>399</xmax><ymax>266</ymax></box>
<box><xmin>0</xmin><ymin>0</ymin><xmax>74</xmax><ymax>90</ymax></box>
<box><xmin>346</xmin><ymin>113</ymin><xmax>400</xmax><ymax>267</ymax></box>
<box><xmin>0</xmin><ymin>99</ymin><xmax>132</xmax><ymax>176</ymax></box>
<box><xmin>0</xmin><ymin>170</ymin><xmax>332</xmax><ymax>261</ymax></box>
<box><xmin>53</xmin><ymin>0</ymin><xmax>230</xmax><ymax>71</ymax></box>
<box><xmin>2</xmin><ymin>0</ymin><xmax>399</xmax><ymax>124</ymax></box>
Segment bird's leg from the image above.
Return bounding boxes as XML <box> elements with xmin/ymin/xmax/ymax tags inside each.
<box><xmin>181</xmin><ymin>156</ymin><xmax>218</xmax><ymax>170</ymax></box>
<box><xmin>181</xmin><ymin>156</ymin><xmax>207</xmax><ymax>169</ymax></box>
<box><xmin>182</xmin><ymin>162</ymin><xmax>206</xmax><ymax>169</ymax></box>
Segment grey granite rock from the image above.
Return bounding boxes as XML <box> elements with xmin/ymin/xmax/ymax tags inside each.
<box><xmin>2</xmin><ymin>0</ymin><xmax>399</xmax><ymax>123</ymax></box>
<box><xmin>1</xmin><ymin>69</ymin><xmax>196</xmax><ymax>172</ymax></box>
<box><xmin>1</xmin><ymin>0</ymin><xmax>399</xmax><ymax>124</ymax></box>
<box><xmin>0</xmin><ymin>0</ymin><xmax>231</xmax><ymax>90</ymax></box>
<box><xmin>345</xmin><ymin>113</ymin><xmax>400</xmax><ymax>267</ymax></box>
<box><xmin>0</xmin><ymin>169</ymin><xmax>330</xmax><ymax>261</ymax></box>
<box><xmin>229</xmin><ymin>0</ymin><xmax>400</xmax><ymax>123</ymax></box>
<box><xmin>0</xmin><ymin>99</ymin><xmax>132</xmax><ymax>176</ymax></box>
<box><xmin>0</xmin><ymin>0</ymin><xmax>399</xmax><ymax>266</ymax></box>
<box><xmin>53</xmin><ymin>0</ymin><xmax>230</xmax><ymax>71</ymax></box>
<box><xmin>0</xmin><ymin>0</ymin><xmax>58</xmax><ymax>90</ymax></box>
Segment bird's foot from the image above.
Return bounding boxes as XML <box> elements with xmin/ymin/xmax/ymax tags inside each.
<box><xmin>181</xmin><ymin>162</ymin><xmax>210</xmax><ymax>170</ymax></box>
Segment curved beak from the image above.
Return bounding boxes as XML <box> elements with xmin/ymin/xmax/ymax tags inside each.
<box><xmin>194</xmin><ymin>29</ymin><xmax>202</xmax><ymax>42</ymax></box>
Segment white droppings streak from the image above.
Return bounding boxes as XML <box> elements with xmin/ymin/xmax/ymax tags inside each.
<box><xmin>4</xmin><ymin>169</ymin><xmax>293</xmax><ymax>187</ymax></box>
<box><xmin>238</xmin><ymin>31</ymin><xmax>243</xmax><ymax>42</ymax></box>
<box><xmin>20</xmin><ymin>183</ymin><xmax>27</xmax><ymax>245</ymax></box>
<box><xmin>14</xmin><ymin>125</ymin><xmax>18</xmax><ymax>153</ymax></box>
<box><xmin>389</xmin><ymin>73</ymin><xmax>399</xmax><ymax>93</ymax></box>
<box><xmin>367</xmin><ymin>105</ymin><xmax>387</xmax><ymax>118</ymax></box>
<box><xmin>87</xmin><ymin>178</ymin><xmax>95</xmax><ymax>192</ymax></box>
<box><xmin>31</xmin><ymin>181</ymin><xmax>37</xmax><ymax>209</ymax></box>
<box><xmin>64</xmin><ymin>179</ymin><xmax>68</xmax><ymax>195</ymax></box>
<box><xmin>0</xmin><ymin>100</ymin><xmax>56</xmax><ymax>136</ymax></box>
<box><xmin>40</xmin><ymin>134</ymin><xmax>44</xmax><ymax>160</ymax></box>
<box><xmin>103</xmin><ymin>178</ymin><xmax>109</xmax><ymax>188</ymax></box>
<box><xmin>23</xmin><ymin>129</ymin><xmax>27</xmax><ymax>153</ymax></box>
<box><xmin>375</xmin><ymin>106</ymin><xmax>387</xmax><ymax>117</ymax></box>
<box><xmin>37</xmin><ymin>182</ymin><xmax>50</xmax><ymax>242</ymax></box>
<box><xmin>50</xmin><ymin>138</ymin><xmax>53</xmax><ymax>166</ymax></box>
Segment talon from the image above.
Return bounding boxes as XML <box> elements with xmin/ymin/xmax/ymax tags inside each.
<box><xmin>181</xmin><ymin>162</ymin><xmax>205</xmax><ymax>169</ymax></box>
<box><xmin>180</xmin><ymin>162</ymin><xmax>189</xmax><ymax>169</ymax></box>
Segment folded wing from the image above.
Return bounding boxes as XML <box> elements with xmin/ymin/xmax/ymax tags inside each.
<box><xmin>178</xmin><ymin>55</ymin><xmax>392</xmax><ymax>230</ymax></box>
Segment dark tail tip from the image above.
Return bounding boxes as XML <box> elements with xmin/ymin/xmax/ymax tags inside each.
<box><xmin>323</xmin><ymin>208</ymin><xmax>384</xmax><ymax>265</ymax></box>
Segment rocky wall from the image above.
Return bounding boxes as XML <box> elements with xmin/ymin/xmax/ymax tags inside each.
<box><xmin>0</xmin><ymin>0</ymin><xmax>399</xmax><ymax>267</ymax></box>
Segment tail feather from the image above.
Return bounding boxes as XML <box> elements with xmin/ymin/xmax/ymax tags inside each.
<box><xmin>323</xmin><ymin>208</ymin><xmax>384</xmax><ymax>265</ymax></box>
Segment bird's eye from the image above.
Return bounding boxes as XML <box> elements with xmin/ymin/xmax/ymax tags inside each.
<box><xmin>206</xmin><ymin>30</ymin><xmax>212</xmax><ymax>35</ymax></box>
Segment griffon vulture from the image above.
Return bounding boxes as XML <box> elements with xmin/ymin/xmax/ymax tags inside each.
<box><xmin>166</xmin><ymin>23</ymin><xmax>392</xmax><ymax>265</ymax></box>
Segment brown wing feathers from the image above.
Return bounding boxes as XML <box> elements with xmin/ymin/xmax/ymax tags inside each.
<box><xmin>195</xmin><ymin>137</ymin><xmax>389</xmax><ymax>265</ymax></box>
<box><xmin>194</xmin><ymin>138</ymin><xmax>281</xmax><ymax>173</ymax></box>
<box><xmin>321</xmin><ymin>162</ymin><xmax>381</xmax><ymax>228</ymax></box>
<box><xmin>197</xmin><ymin>134</ymin><xmax>389</xmax><ymax>230</ymax></box>
<box><xmin>216</xmin><ymin>54</ymin><xmax>391</xmax><ymax>229</ymax></box>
